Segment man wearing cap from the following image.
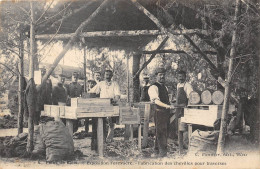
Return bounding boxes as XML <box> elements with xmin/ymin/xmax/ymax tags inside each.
<box><xmin>90</xmin><ymin>70</ymin><xmax>120</xmax><ymax>143</ymax></box>
<box><xmin>169</xmin><ymin>70</ymin><xmax>193</xmax><ymax>139</ymax></box>
<box><xmin>67</xmin><ymin>72</ymin><xmax>83</xmax><ymax>132</ymax></box>
<box><xmin>140</xmin><ymin>75</ymin><xmax>151</xmax><ymax>102</ymax></box>
<box><xmin>67</xmin><ymin>72</ymin><xmax>83</xmax><ymax>99</ymax></box>
<box><xmin>52</xmin><ymin>75</ymin><xmax>67</xmax><ymax>105</ymax></box>
<box><xmin>148</xmin><ymin>68</ymin><xmax>174</xmax><ymax>157</ymax></box>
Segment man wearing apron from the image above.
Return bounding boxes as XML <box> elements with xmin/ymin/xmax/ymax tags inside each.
<box><xmin>169</xmin><ymin>70</ymin><xmax>193</xmax><ymax>139</ymax></box>
<box><xmin>148</xmin><ymin>68</ymin><xmax>174</xmax><ymax>157</ymax></box>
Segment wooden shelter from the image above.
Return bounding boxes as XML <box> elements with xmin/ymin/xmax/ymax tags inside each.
<box><xmin>35</xmin><ymin>0</ymin><xmax>225</xmax><ymax>102</ymax></box>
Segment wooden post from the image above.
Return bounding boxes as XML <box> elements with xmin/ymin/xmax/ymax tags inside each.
<box><xmin>126</xmin><ymin>54</ymin><xmax>130</xmax><ymax>103</ymax></box>
<box><xmin>66</xmin><ymin>119</ymin><xmax>74</xmax><ymax>137</ymax></box>
<box><xmin>83</xmin><ymin>47</ymin><xmax>87</xmax><ymax>92</ymax></box>
<box><xmin>138</xmin><ymin>124</ymin><xmax>141</xmax><ymax>151</ymax></box>
<box><xmin>142</xmin><ymin>103</ymin><xmax>150</xmax><ymax>148</ymax></box>
<box><xmin>187</xmin><ymin>124</ymin><xmax>192</xmax><ymax>150</ymax></box>
<box><xmin>132</xmin><ymin>53</ymin><xmax>141</xmax><ymax>102</ymax></box>
<box><xmin>27</xmin><ymin>1</ymin><xmax>36</xmax><ymax>153</ymax></box>
<box><xmin>97</xmin><ymin>117</ymin><xmax>104</xmax><ymax>157</ymax></box>
<box><xmin>18</xmin><ymin>32</ymin><xmax>24</xmax><ymax>134</ymax></box>
<box><xmin>130</xmin><ymin>124</ymin><xmax>133</xmax><ymax>142</ymax></box>
<box><xmin>217</xmin><ymin>0</ymin><xmax>241</xmax><ymax>154</ymax></box>
<box><xmin>178</xmin><ymin>118</ymin><xmax>183</xmax><ymax>154</ymax></box>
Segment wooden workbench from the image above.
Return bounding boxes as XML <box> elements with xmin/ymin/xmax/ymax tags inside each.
<box><xmin>41</xmin><ymin>98</ymin><xmax>119</xmax><ymax>157</ymax></box>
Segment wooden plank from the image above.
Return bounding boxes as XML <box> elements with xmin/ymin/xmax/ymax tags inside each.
<box><xmin>71</xmin><ymin>98</ymin><xmax>111</xmax><ymax>107</ymax></box>
<box><xmin>64</xmin><ymin>106</ymin><xmax>77</xmax><ymax>119</ymax></box>
<box><xmin>130</xmin><ymin>124</ymin><xmax>133</xmax><ymax>142</ymax></box>
<box><xmin>178</xmin><ymin>118</ymin><xmax>183</xmax><ymax>154</ymax></box>
<box><xmin>76</xmin><ymin>106</ymin><xmax>114</xmax><ymax>113</ymax></box>
<box><xmin>188</xmin><ymin>124</ymin><xmax>192</xmax><ymax>151</ymax></box>
<box><xmin>138</xmin><ymin>124</ymin><xmax>141</xmax><ymax>151</ymax></box>
<box><xmin>36</xmin><ymin>30</ymin><xmax>161</xmax><ymax>40</ymax></box>
<box><xmin>142</xmin><ymin>103</ymin><xmax>151</xmax><ymax>148</ymax></box>
<box><xmin>119</xmin><ymin>107</ymin><xmax>140</xmax><ymax>125</ymax></box>
<box><xmin>97</xmin><ymin>118</ymin><xmax>104</xmax><ymax>157</ymax></box>
<box><xmin>76</xmin><ymin>111</ymin><xmax>119</xmax><ymax>118</ymax></box>
<box><xmin>59</xmin><ymin>106</ymin><xmax>65</xmax><ymax>117</ymax></box>
<box><xmin>66</xmin><ymin>119</ymin><xmax>73</xmax><ymax>136</ymax></box>
<box><xmin>51</xmin><ymin>105</ymin><xmax>60</xmax><ymax>117</ymax></box>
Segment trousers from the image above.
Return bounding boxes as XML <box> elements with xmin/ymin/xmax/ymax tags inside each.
<box><xmin>154</xmin><ymin>108</ymin><xmax>170</xmax><ymax>157</ymax></box>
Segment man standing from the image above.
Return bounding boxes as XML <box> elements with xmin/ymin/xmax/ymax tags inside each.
<box><xmin>36</xmin><ymin>67</ymin><xmax>52</xmax><ymax>124</ymax></box>
<box><xmin>90</xmin><ymin>70</ymin><xmax>120</xmax><ymax>142</ymax></box>
<box><xmin>168</xmin><ymin>70</ymin><xmax>193</xmax><ymax>139</ymax></box>
<box><xmin>52</xmin><ymin>75</ymin><xmax>67</xmax><ymax>105</ymax></box>
<box><xmin>67</xmin><ymin>72</ymin><xmax>83</xmax><ymax>100</ymax></box>
<box><xmin>67</xmin><ymin>72</ymin><xmax>83</xmax><ymax>132</ymax></box>
<box><xmin>148</xmin><ymin>68</ymin><xmax>174</xmax><ymax>157</ymax></box>
<box><xmin>140</xmin><ymin>75</ymin><xmax>150</xmax><ymax>102</ymax></box>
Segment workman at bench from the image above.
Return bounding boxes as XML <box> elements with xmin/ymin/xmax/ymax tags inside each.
<box><xmin>168</xmin><ymin>70</ymin><xmax>193</xmax><ymax>140</ymax></box>
<box><xmin>148</xmin><ymin>68</ymin><xmax>174</xmax><ymax>158</ymax></box>
<box><xmin>67</xmin><ymin>72</ymin><xmax>83</xmax><ymax>132</ymax></box>
<box><xmin>90</xmin><ymin>69</ymin><xmax>121</xmax><ymax>143</ymax></box>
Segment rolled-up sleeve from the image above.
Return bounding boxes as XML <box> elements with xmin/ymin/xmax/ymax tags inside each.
<box><xmin>148</xmin><ymin>85</ymin><xmax>159</xmax><ymax>103</ymax></box>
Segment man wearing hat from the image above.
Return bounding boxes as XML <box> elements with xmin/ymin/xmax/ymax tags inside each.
<box><xmin>90</xmin><ymin>70</ymin><xmax>120</xmax><ymax>143</ymax></box>
<box><xmin>67</xmin><ymin>72</ymin><xmax>83</xmax><ymax>132</ymax></box>
<box><xmin>148</xmin><ymin>68</ymin><xmax>174</xmax><ymax>157</ymax></box>
<box><xmin>140</xmin><ymin>75</ymin><xmax>151</xmax><ymax>102</ymax></box>
<box><xmin>52</xmin><ymin>75</ymin><xmax>67</xmax><ymax>105</ymax></box>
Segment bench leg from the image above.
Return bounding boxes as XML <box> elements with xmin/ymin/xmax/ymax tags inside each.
<box><xmin>138</xmin><ymin>124</ymin><xmax>141</xmax><ymax>151</ymax></box>
<box><xmin>178</xmin><ymin>118</ymin><xmax>183</xmax><ymax>154</ymax></box>
<box><xmin>187</xmin><ymin>124</ymin><xmax>192</xmax><ymax>150</ymax></box>
<box><xmin>130</xmin><ymin>124</ymin><xmax>133</xmax><ymax>142</ymax></box>
<box><xmin>66</xmin><ymin>119</ymin><xmax>73</xmax><ymax>137</ymax></box>
<box><xmin>143</xmin><ymin>104</ymin><xmax>150</xmax><ymax>148</ymax></box>
<box><xmin>97</xmin><ymin>117</ymin><xmax>104</xmax><ymax>157</ymax></box>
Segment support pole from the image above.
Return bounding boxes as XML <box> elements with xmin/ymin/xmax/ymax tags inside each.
<box><xmin>27</xmin><ymin>1</ymin><xmax>36</xmax><ymax>153</ymax></box>
<box><xmin>18</xmin><ymin>32</ymin><xmax>24</xmax><ymax>134</ymax></box>
<box><xmin>217</xmin><ymin>0</ymin><xmax>241</xmax><ymax>154</ymax></box>
<box><xmin>83</xmin><ymin>47</ymin><xmax>87</xmax><ymax>93</ymax></box>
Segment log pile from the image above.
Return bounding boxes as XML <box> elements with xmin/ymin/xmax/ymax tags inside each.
<box><xmin>189</xmin><ymin>90</ymin><xmax>224</xmax><ymax>105</ymax></box>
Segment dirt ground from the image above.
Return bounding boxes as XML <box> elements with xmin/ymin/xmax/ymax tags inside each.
<box><xmin>0</xmin><ymin>125</ymin><xmax>259</xmax><ymax>169</ymax></box>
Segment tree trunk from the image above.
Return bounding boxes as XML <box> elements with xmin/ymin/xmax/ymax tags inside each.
<box><xmin>27</xmin><ymin>1</ymin><xmax>36</xmax><ymax>153</ymax></box>
<box><xmin>217</xmin><ymin>0</ymin><xmax>241</xmax><ymax>154</ymax></box>
<box><xmin>18</xmin><ymin>32</ymin><xmax>24</xmax><ymax>134</ymax></box>
<box><xmin>132</xmin><ymin>53</ymin><xmax>141</xmax><ymax>102</ymax></box>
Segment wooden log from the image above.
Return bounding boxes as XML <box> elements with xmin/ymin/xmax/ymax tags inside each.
<box><xmin>178</xmin><ymin>118</ymin><xmax>183</xmax><ymax>154</ymax></box>
<box><xmin>97</xmin><ymin>118</ymin><xmax>104</xmax><ymax>157</ymax></box>
<box><xmin>201</xmin><ymin>90</ymin><xmax>212</xmax><ymax>105</ymax></box>
<box><xmin>212</xmin><ymin>90</ymin><xmax>224</xmax><ymax>105</ymax></box>
<box><xmin>189</xmin><ymin>91</ymin><xmax>200</xmax><ymax>105</ymax></box>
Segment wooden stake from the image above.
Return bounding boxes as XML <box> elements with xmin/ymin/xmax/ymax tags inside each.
<box><xmin>18</xmin><ymin>32</ymin><xmax>24</xmax><ymax>134</ymax></box>
<box><xmin>97</xmin><ymin>117</ymin><xmax>104</xmax><ymax>157</ymax></box>
<box><xmin>217</xmin><ymin>0</ymin><xmax>241</xmax><ymax>154</ymax></box>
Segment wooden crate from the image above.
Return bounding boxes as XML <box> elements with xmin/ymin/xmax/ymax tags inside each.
<box><xmin>119</xmin><ymin>107</ymin><xmax>140</xmax><ymax>125</ymax></box>
<box><xmin>182</xmin><ymin>104</ymin><xmax>235</xmax><ymax>127</ymax></box>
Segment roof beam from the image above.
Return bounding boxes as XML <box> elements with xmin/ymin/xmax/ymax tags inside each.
<box><xmin>36</xmin><ymin>29</ymin><xmax>216</xmax><ymax>40</ymax></box>
<box><xmin>142</xmin><ymin>49</ymin><xmax>217</xmax><ymax>55</ymax></box>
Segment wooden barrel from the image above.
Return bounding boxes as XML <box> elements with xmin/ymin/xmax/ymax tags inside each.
<box><xmin>201</xmin><ymin>90</ymin><xmax>212</xmax><ymax>105</ymax></box>
<box><xmin>189</xmin><ymin>91</ymin><xmax>200</xmax><ymax>105</ymax></box>
<box><xmin>212</xmin><ymin>90</ymin><xmax>224</xmax><ymax>105</ymax></box>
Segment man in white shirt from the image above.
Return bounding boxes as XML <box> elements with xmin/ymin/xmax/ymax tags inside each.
<box><xmin>90</xmin><ymin>70</ymin><xmax>120</xmax><ymax>142</ymax></box>
<box><xmin>148</xmin><ymin>68</ymin><xmax>174</xmax><ymax>157</ymax></box>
